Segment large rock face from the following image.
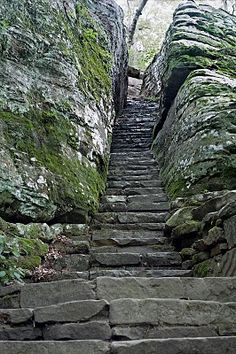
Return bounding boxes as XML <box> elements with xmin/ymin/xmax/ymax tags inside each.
<box><xmin>142</xmin><ymin>0</ymin><xmax>236</xmax><ymax>276</ymax></box>
<box><xmin>0</xmin><ymin>0</ymin><xmax>127</xmax><ymax>223</ymax></box>
<box><xmin>143</xmin><ymin>0</ymin><xmax>236</xmax><ymax>198</ymax></box>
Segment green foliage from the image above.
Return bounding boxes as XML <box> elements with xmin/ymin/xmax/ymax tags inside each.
<box><xmin>0</xmin><ymin>234</ymin><xmax>25</xmax><ymax>285</ymax></box>
<box><xmin>0</xmin><ymin>229</ymin><xmax>48</xmax><ymax>285</ymax></box>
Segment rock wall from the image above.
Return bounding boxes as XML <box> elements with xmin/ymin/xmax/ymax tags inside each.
<box><xmin>0</xmin><ymin>0</ymin><xmax>127</xmax><ymax>224</ymax></box>
<box><xmin>0</xmin><ymin>0</ymin><xmax>128</xmax><ymax>284</ymax></box>
<box><xmin>142</xmin><ymin>0</ymin><xmax>236</xmax><ymax>276</ymax></box>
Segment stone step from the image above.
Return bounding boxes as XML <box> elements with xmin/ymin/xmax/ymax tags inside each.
<box><xmin>90</xmin><ymin>244</ymin><xmax>173</xmax><ymax>254</ymax></box>
<box><xmin>90</xmin><ymin>269</ymin><xmax>192</xmax><ymax>279</ymax></box>
<box><xmin>110</xmin><ymin>151</ymin><xmax>153</xmax><ymax>158</ymax></box>
<box><xmin>111</xmin><ymin>142</ymin><xmax>150</xmax><ymax>148</ymax></box>
<box><xmin>0</xmin><ymin>338</ymin><xmax>235</xmax><ymax>354</ymax></box>
<box><xmin>91</xmin><ymin>252</ymin><xmax>181</xmax><ymax>267</ymax></box>
<box><xmin>101</xmin><ymin>194</ymin><xmax>168</xmax><ymax>205</ymax></box>
<box><xmin>108</xmin><ymin>168</ymin><xmax>159</xmax><ymax>176</ymax></box>
<box><xmin>112</xmin><ymin>133</ymin><xmax>151</xmax><ymax>138</ymax></box>
<box><xmin>106</xmin><ymin>188</ymin><xmax>164</xmax><ymax>196</ymax></box>
<box><xmin>111</xmin><ymin>148</ymin><xmax>151</xmax><ymax>153</ymax></box>
<box><xmin>111</xmin><ymin>337</ymin><xmax>236</xmax><ymax>354</ymax></box>
<box><xmin>93</xmin><ymin>222</ymin><xmax>166</xmax><ymax>231</ymax></box>
<box><xmin>109</xmin><ymin>160</ymin><xmax>157</xmax><ymax>167</ymax></box>
<box><xmin>107</xmin><ymin>180</ymin><xmax>163</xmax><ymax>189</ymax></box>
<box><xmin>0</xmin><ymin>341</ymin><xmax>110</xmax><ymax>354</ymax></box>
<box><xmin>107</xmin><ymin>174</ymin><xmax>161</xmax><ymax>181</ymax></box>
<box><xmin>94</xmin><ymin>212</ymin><xmax>169</xmax><ymax>224</ymax></box>
<box><xmin>109</xmin><ymin>298</ymin><xmax>236</xmax><ymax>327</ymax></box>
<box><xmin>92</xmin><ymin>229</ymin><xmax>166</xmax><ymax>246</ymax></box>
<box><xmin>109</xmin><ymin>162</ymin><xmax>159</xmax><ymax>168</ymax></box>
<box><xmin>112</xmin><ymin>325</ymin><xmax>220</xmax><ymax>340</ymax></box>
<box><xmin>96</xmin><ymin>276</ymin><xmax>236</xmax><ymax>302</ymax></box>
<box><xmin>99</xmin><ymin>200</ymin><xmax>169</xmax><ymax>212</ymax></box>
<box><xmin>19</xmin><ymin>279</ymin><xmax>96</xmax><ymax>308</ymax></box>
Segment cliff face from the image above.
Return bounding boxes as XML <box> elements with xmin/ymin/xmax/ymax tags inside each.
<box><xmin>142</xmin><ymin>1</ymin><xmax>236</xmax><ymax>276</ymax></box>
<box><xmin>0</xmin><ymin>0</ymin><xmax>127</xmax><ymax>224</ymax></box>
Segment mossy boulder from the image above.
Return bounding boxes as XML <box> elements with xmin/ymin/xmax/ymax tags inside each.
<box><xmin>0</xmin><ymin>0</ymin><xmax>127</xmax><ymax>223</ymax></box>
<box><xmin>142</xmin><ymin>2</ymin><xmax>236</xmax><ymax>200</ymax></box>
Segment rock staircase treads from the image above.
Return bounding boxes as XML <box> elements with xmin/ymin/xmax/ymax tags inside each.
<box><xmin>105</xmin><ymin>188</ymin><xmax>164</xmax><ymax>196</ymax></box>
<box><xmin>96</xmin><ymin>276</ymin><xmax>236</xmax><ymax>302</ymax></box>
<box><xmin>90</xmin><ymin>269</ymin><xmax>192</xmax><ymax>279</ymax></box>
<box><xmin>93</xmin><ymin>223</ymin><xmax>166</xmax><ymax>231</ymax></box>
<box><xmin>99</xmin><ymin>202</ymin><xmax>169</xmax><ymax>212</ymax></box>
<box><xmin>4</xmin><ymin>277</ymin><xmax>236</xmax><ymax>309</ymax></box>
<box><xmin>90</xmin><ymin>245</ymin><xmax>174</xmax><ymax>254</ymax></box>
<box><xmin>108</xmin><ymin>168</ymin><xmax>160</xmax><ymax>176</ymax></box>
<box><xmin>91</xmin><ymin>252</ymin><xmax>182</xmax><ymax>267</ymax></box>
<box><xmin>93</xmin><ymin>212</ymin><xmax>169</xmax><ymax>224</ymax></box>
<box><xmin>107</xmin><ymin>180</ymin><xmax>164</xmax><ymax>188</ymax></box>
<box><xmin>111</xmin><ymin>337</ymin><xmax>236</xmax><ymax>354</ymax></box>
<box><xmin>0</xmin><ymin>337</ymin><xmax>235</xmax><ymax>354</ymax></box>
<box><xmin>92</xmin><ymin>229</ymin><xmax>167</xmax><ymax>243</ymax></box>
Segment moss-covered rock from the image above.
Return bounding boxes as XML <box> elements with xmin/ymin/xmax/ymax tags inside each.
<box><xmin>142</xmin><ymin>2</ymin><xmax>236</xmax><ymax>200</ymax></box>
<box><xmin>0</xmin><ymin>0</ymin><xmax>127</xmax><ymax>223</ymax></box>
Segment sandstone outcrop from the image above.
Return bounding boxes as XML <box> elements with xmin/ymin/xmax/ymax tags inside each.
<box><xmin>142</xmin><ymin>0</ymin><xmax>236</xmax><ymax>275</ymax></box>
<box><xmin>0</xmin><ymin>0</ymin><xmax>127</xmax><ymax>224</ymax></box>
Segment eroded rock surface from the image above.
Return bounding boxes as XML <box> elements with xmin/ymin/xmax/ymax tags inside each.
<box><xmin>142</xmin><ymin>0</ymin><xmax>236</xmax><ymax>276</ymax></box>
<box><xmin>0</xmin><ymin>0</ymin><xmax>127</xmax><ymax>223</ymax></box>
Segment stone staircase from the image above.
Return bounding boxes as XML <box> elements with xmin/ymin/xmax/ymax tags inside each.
<box><xmin>90</xmin><ymin>99</ymin><xmax>190</xmax><ymax>279</ymax></box>
<box><xmin>0</xmin><ymin>99</ymin><xmax>235</xmax><ymax>353</ymax></box>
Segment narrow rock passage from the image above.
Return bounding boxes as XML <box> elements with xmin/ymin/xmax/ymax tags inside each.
<box><xmin>90</xmin><ymin>99</ymin><xmax>191</xmax><ymax>278</ymax></box>
<box><xmin>0</xmin><ymin>100</ymin><xmax>235</xmax><ymax>353</ymax></box>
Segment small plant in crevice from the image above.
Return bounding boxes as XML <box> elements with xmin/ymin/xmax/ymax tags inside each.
<box><xmin>0</xmin><ymin>234</ymin><xmax>26</xmax><ymax>285</ymax></box>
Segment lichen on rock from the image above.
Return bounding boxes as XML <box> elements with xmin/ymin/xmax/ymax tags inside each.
<box><xmin>142</xmin><ymin>0</ymin><xmax>236</xmax><ymax>276</ymax></box>
<box><xmin>0</xmin><ymin>0</ymin><xmax>128</xmax><ymax>223</ymax></box>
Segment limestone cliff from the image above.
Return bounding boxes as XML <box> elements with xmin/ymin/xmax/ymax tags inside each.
<box><xmin>0</xmin><ymin>0</ymin><xmax>127</xmax><ymax>224</ymax></box>
<box><xmin>142</xmin><ymin>0</ymin><xmax>236</xmax><ymax>276</ymax></box>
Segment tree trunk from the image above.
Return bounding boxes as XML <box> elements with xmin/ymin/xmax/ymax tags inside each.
<box><xmin>128</xmin><ymin>0</ymin><xmax>149</xmax><ymax>48</ymax></box>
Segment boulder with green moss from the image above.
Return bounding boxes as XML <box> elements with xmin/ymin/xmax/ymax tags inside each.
<box><xmin>0</xmin><ymin>0</ymin><xmax>127</xmax><ymax>223</ymax></box>
<box><xmin>142</xmin><ymin>1</ymin><xmax>236</xmax><ymax>199</ymax></box>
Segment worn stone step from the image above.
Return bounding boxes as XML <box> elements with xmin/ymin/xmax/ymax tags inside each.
<box><xmin>109</xmin><ymin>162</ymin><xmax>158</xmax><ymax>169</ymax></box>
<box><xmin>90</xmin><ymin>245</ymin><xmax>174</xmax><ymax>254</ymax></box>
<box><xmin>112</xmin><ymin>325</ymin><xmax>219</xmax><ymax>340</ymax></box>
<box><xmin>43</xmin><ymin>321</ymin><xmax>111</xmax><ymax>340</ymax></box>
<box><xmin>94</xmin><ymin>212</ymin><xmax>169</xmax><ymax>224</ymax></box>
<box><xmin>91</xmin><ymin>252</ymin><xmax>181</xmax><ymax>267</ymax></box>
<box><xmin>110</xmin><ymin>151</ymin><xmax>153</xmax><ymax>158</ymax></box>
<box><xmin>109</xmin><ymin>161</ymin><xmax>157</xmax><ymax>168</ymax></box>
<box><xmin>96</xmin><ymin>277</ymin><xmax>236</xmax><ymax>302</ymax></box>
<box><xmin>108</xmin><ymin>168</ymin><xmax>159</xmax><ymax>176</ymax></box>
<box><xmin>111</xmin><ymin>148</ymin><xmax>150</xmax><ymax>153</ymax></box>
<box><xmin>0</xmin><ymin>341</ymin><xmax>109</xmax><ymax>354</ymax></box>
<box><xmin>92</xmin><ymin>229</ymin><xmax>166</xmax><ymax>246</ymax></box>
<box><xmin>107</xmin><ymin>175</ymin><xmax>160</xmax><ymax>182</ymax></box>
<box><xmin>106</xmin><ymin>188</ymin><xmax>164</xmax><ymax>196</ymax></box>
<box><xmin>90</xmin><ymin>269</ymin><xmax>192</xmax><ymax>279</ymax></box>
<box><xmin>101</xmin><ymin>194</ymin><xmax>168</xmax><ymax>205</ymax></box>
<box><xmin>93</xmin><ymin>222</ymin><xmax>166</xmax><ymax>231</ymax></box>
<box><xmin>107</xmin><ymin>180</ymin><xmax>163</xmax><ymax>189</ymax></box>
<box><xmin>111</xmin><ymin>337</ymin><xmax>236</xmax><ymax>354</ymax></box>
<box><xmin>109</xmin><ymin>298</ymin><xmax>236</xmax><ymax>326</ymax></box>
<box><xmin>100</xmin><ymin>201</ymin><xmax>169</xmax><ymax>212</ymax></box>
<box><xmin>34</xmin><ymin>299</ymin><xmax>108</xmax><ymax>324</ymax></box>
<box><xmin>111</xmin><ymin>143</ymin><xmax>150</xmax><ymax>148</ymax></box>
<box><xmin>19</xmin><ymin>279</ymin><xmax>95</xmax><ymax>308</ymax></box>
<box><xmin>112</xmin><ymin>136</ymin><xmax>151</xmax><ymax>141</ymax></box>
